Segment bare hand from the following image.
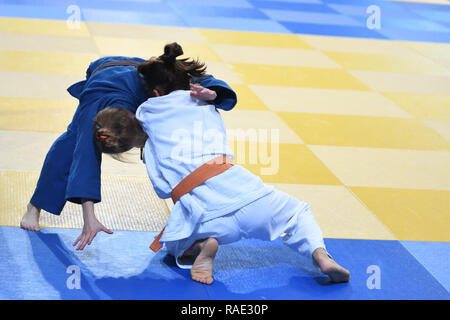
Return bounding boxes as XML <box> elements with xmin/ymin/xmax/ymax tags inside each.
<box><xmin>73</xmin><ymin>218</ymin><xmax>113</xmax><ymax>250</ymax></box>
<box><xmin>190</xmin><ymin>83</ymin><xmax>217</xmax><ymax>102</ymax></box>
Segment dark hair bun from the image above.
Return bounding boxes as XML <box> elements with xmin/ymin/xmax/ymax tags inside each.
<box><xmin>160</xmin><ymin>42</ymin><xmax>183</xmax><ymax>63</ymax></box>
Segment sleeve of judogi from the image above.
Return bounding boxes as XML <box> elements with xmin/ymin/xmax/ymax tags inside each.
<box><xmin>65</xmin><ymin>104</ymin><xmax>103</xmax><ymax>204</ymax></box>
<box><xmin>136</xmin><ymin>105</ymin><xmax>172</xmax><ymax>200</ymax></box>
<box><xmin>142</xmin><ymin>144</ymin><xmax>172</xmax><ymax>200</ymax></box>
<box><xmin>194</xmin><ymin>75</ymin><xmax>237</xmax><ymax>111</ymax></box>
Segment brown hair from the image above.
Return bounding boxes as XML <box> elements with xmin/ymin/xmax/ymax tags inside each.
<box><xmin>137</xmin><ymin>42</ymin><xmax>207</xmax><ymax>96</ymax></box>
<box><xmin>93</xmin><ymin>107</ymin><xmax>145</xmax><ymax>155</ymax></box>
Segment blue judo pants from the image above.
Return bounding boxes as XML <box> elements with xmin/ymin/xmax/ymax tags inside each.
<box><xmin>30</xmin><ymin>102</ymin><xmax>102</xmax><ymax>215</ymax></box>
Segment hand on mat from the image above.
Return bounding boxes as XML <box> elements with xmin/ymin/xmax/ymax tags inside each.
<box><xmin>73</xmin><ymin>218</ymin><xmax>113</xmax><ymax>250</ymax></box>
<box><xmin>190</xmin><ymin>83</ymin><xmax>217</xmax><ymax>102</ymax></box>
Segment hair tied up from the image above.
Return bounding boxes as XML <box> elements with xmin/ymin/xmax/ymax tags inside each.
<box><xmin>159</xmin><ymin>42</ymin><xmax>183</xmax><ymax>64</ymax></box>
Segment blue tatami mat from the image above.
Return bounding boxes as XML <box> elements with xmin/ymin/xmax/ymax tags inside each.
<box><xmin>1</xmin><ymin>0</ymin><xmax>450</xmax><ymax>42</ymax></box>
<box><xmin>0</xmin><ymin>226</ymin><xmax>448</xmax><ymax>300</ymax></box>
<box><xmin>401</xmin><ymin>240</ymin><xmax>450</xmax><ymax>293</ymax></box>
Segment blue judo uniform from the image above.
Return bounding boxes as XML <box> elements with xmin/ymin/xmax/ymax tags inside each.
<box><xmin>30</xmin><ymin>56</ymin><xmax>237</xmax><ymax>215</ymax></box>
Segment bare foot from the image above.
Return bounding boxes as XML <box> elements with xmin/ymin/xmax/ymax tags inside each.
<box><xmin>20</xmin><ymin>203</ymin><xmax>41</xmax><ymax>231</ymax></box>
<box><xmin>190</xmin><ymin>238</ymin><xmax>218</xmax><ymax>285</ymax></box>
<box><xmin>313</xmin><ymin>248</ymin><xmax>350</xmax><ymax>283</ymax></box>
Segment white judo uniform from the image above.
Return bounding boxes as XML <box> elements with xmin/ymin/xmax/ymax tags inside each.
<box><xmin>136</xmin><ymin>90</ymin><xmax>326</xmax><ymax>269</ymax></box>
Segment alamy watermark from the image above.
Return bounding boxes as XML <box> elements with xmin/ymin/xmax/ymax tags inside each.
<box><xmin>66</xmin><ymin>4</ymin><xmax>81</xmax><ymax>30</ymax></box>
<box><xmin>66</xmin><ymin>265</ymin><xmax>81</xmax><ymax>290</ymax></box>
<box><xmin>229</xmin><ymin>128</ymin><xmax>279</xmax><ymax>175</ymax></box>
<box><xmin>366</xmin><ymin>5</ymin><xmax>381</xmax><ymax>30</ymax></box>
<box><xmin>169</xmin><ymin>122</ymin><xmax>280</xmax><ymax>176</ymax></box>
<box><xmin>366</xmin><ymin>265</ymin><xmax>381</xmax><ymax>290</ymax></box>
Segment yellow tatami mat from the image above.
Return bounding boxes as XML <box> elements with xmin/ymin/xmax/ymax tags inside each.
<box><xmin>0</xmin><ymin>170</ymin><xmax>169</xmax><ymax>232</ymax></box>
<box><xmin>0</xmin><ymin>129</ymin><xmax>169</xmax><ymax>231</ymax></box>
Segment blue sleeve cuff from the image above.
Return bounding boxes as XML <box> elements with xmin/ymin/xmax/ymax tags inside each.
<box><xmin>194</xmin><ymin>75</ymin><xmax>237</xmax><ymax>111</ymax></box>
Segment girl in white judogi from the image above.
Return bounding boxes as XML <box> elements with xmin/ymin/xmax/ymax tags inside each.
<box><xmin>93</xmin><ymin>43</ymin><xmax>350</xmax><ymax>285</ymax></box>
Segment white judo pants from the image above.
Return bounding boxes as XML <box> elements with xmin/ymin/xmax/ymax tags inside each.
<box><xmin>164</xmin><ymin>188</ymin><xmax>327</xmax><ymax>270</ymax></box>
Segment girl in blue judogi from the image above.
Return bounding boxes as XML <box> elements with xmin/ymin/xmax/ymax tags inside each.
<box><xmin>93</xmin><ymin>43</ymin><xmax>350</xmax><ymax>285</ymax></box>
<box><xmin>20</xmin><ymin>53</ymin><xmax>237</xmax><ymax>251</ymax></box>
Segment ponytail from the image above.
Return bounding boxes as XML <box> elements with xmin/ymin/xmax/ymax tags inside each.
<box><xmin>159</xmin><ymin>42</ymin><xmax>183</xmax><ymax>64</ymax></box>
<box><xmin>138</xmin><ymin>42</ymin><xmax>207</xmax><ymax>96</ymax></box>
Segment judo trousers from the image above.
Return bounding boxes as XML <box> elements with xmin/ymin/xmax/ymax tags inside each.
<box><xmin>30</xmin><ymin>102</ymin><xmax>99</xmax><ymax>215</ymax></box>
<box><xmin>30</xmin><ymin>127</ymin><xmax>78</xmax><ymax>215</ymax></box>
<box><xmin>165</xmin><ymin>188</ymin><xmax>327</xmax><ymax>270</ymax></box>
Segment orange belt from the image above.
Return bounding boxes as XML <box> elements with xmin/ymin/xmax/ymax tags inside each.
<box><xmin>149</xmin><ymin>156</ymin><xmax>234</xmax><ymax>252</ymax></box>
